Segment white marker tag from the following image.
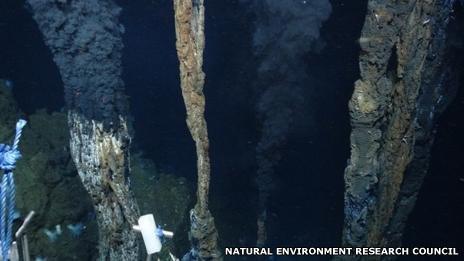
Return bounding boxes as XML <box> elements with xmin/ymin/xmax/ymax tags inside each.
<box><xmin>138</xmin><ymin>214</ymin><xmax>162</xmax><ymax>254</ymax></box>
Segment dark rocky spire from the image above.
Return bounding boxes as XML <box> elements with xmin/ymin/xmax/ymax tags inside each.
<box><xmin>340</xmin><ymin>0</ymin><xmax>461</xmax><ymax>257</ymax></box>
<box><xmin>173</xmin><ymin>0</ymin><xmax>222</xmax><ymax>259</ymax></box>
<box><xmin>26</xmin><ymin>0</ymin><xmax>140</xmax><ymax>259</ymax></box>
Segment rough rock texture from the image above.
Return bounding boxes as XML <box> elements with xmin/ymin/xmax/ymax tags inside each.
<box><xmin>26</xmin><ymin>0</ymin><xmax>140</xmax><ymax>259</ymax></box>
<box><xmin>173</xmin><ymin>0</ymin><xmax>222</xmax><ymax>259</ymax></box>
<box><xmin>342</xmin><ymin>0</ymin><xmax>461</xmax><ymax>256</ymax></box>
<box><xmin>68</xmin><ymin>112</ymin><xmax>139</xmax><ymax>260</ymax></box>
<box><xmin>382</xmin><ymin>7</ymin><xmax>463</xmax><ymax>249</ymax></box>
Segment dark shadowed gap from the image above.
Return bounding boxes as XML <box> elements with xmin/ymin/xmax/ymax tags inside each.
<box><xmin>0</xmin><ymin>0</ymin><xmax>64</xmax><ymax>113</ymax></box>
<box><xmin>203</xmin><ymin>0</ymin><xmax>259</xmax><ymax>249</ymax></box>
<box><xmin>264</xmin><ymin>1</ymin><xmax>367</xmax><ymax>257</ymax></box>
<box><xmin>387</xmin><ymin>45</ymin><xmax>399</xmax><ymax>79</ymax></box>
<box><xmin>117</xmin><ymin>0</ymin><xmax>197</xmax><ymax>179</ymax></box>
<box><xmin>202</xmin><ymin>0</ymin><xmax>369</xmax><ymax>254</ymax></box>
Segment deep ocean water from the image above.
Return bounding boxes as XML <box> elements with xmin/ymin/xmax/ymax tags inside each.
<box><xmin>0</xmin><ymin>0</ymin><xmax>463</xmax><ymax>260</ymax></box>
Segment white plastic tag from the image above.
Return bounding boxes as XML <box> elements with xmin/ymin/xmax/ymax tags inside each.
<box><xmin>138</xmin><ymin>214</ymin><xmax>162</xmax><ymax>254</ymax></box>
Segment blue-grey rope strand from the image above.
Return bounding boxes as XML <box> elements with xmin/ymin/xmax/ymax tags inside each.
<box><xmin>1</xmin><ymin>173</ymin><xmax>8</xmax><ymax>259</ymax></box>
<box><xmin>0</xmin><ymin>119</ymin><xmax>27</xmax><ymax>260</ymax></box>
<box><xmin>12</xmin><ymin>120</ymin><xmax>26</xmax><ymax>152</ymax></box>
<box><xmin>6</xmin><ymin>172</ymin><xmax>15</xmax><ymax>256</ymax></box>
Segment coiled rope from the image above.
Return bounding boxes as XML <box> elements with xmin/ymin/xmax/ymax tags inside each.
<box><xmin>0</xmin><ymin>119</ymin><xmax>26</xmax><ymax>260</ymax></box>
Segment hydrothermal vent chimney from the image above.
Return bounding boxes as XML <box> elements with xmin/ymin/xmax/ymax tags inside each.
<box><xmin>173</xmin><ymin>0</ymin><xmax>222</xmax><ymax>260</ymax></box>
<box><xmin>26</xmin><ymin>0</ymin><xmax>140</xmax><ymax>259</ymax></box>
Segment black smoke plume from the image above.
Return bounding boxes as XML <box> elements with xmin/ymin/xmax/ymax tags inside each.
<box><xmin>242</xmin><ymin>0</ymin><xmax>332</xmax><ymax>245</ymax></box>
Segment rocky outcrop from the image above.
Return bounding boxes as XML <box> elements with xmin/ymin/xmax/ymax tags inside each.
<box><xmin>26</xmin><ymin>0</ymin><xmax>140</xmax><ymax>259</ymax></box>
<box><xmin>382</xmin><ymin>2</ymin><xmax>463</xmax><ymax>248</ymax></box>
<box><xmin>173</xmin><ymin>0</ymin><xmax>221</xmax><ymax>259</ymax></box>
<box><xmin>67</xmin><ymin>112</ymin><xmax>139</xmax><ymax>260</ymax></box>
<box><xmin>342</xmin><ymin>0</ymin><xmax>461</xmax><ymax>255</ymax></box>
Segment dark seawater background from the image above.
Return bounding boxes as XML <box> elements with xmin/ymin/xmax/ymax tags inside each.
<box><xmin>0</xmin><ymin>0</ymin><xmax>462</xmax><ymax>260</ymax></box>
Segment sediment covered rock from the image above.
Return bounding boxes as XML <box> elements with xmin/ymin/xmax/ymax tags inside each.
<box><xmin>342</xmin><ymin>0</ymin><xmax>462</xmax><ymax>257</ymax></box>
<box><xmin>26</xmin><ymin>0</ymin><xmax>140</xmax><ymax>259</ymax></box>
<box><xmin>173</xmin><ymin>0</ymin><xmax>222</xmax><ymax>259</ymax></box>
